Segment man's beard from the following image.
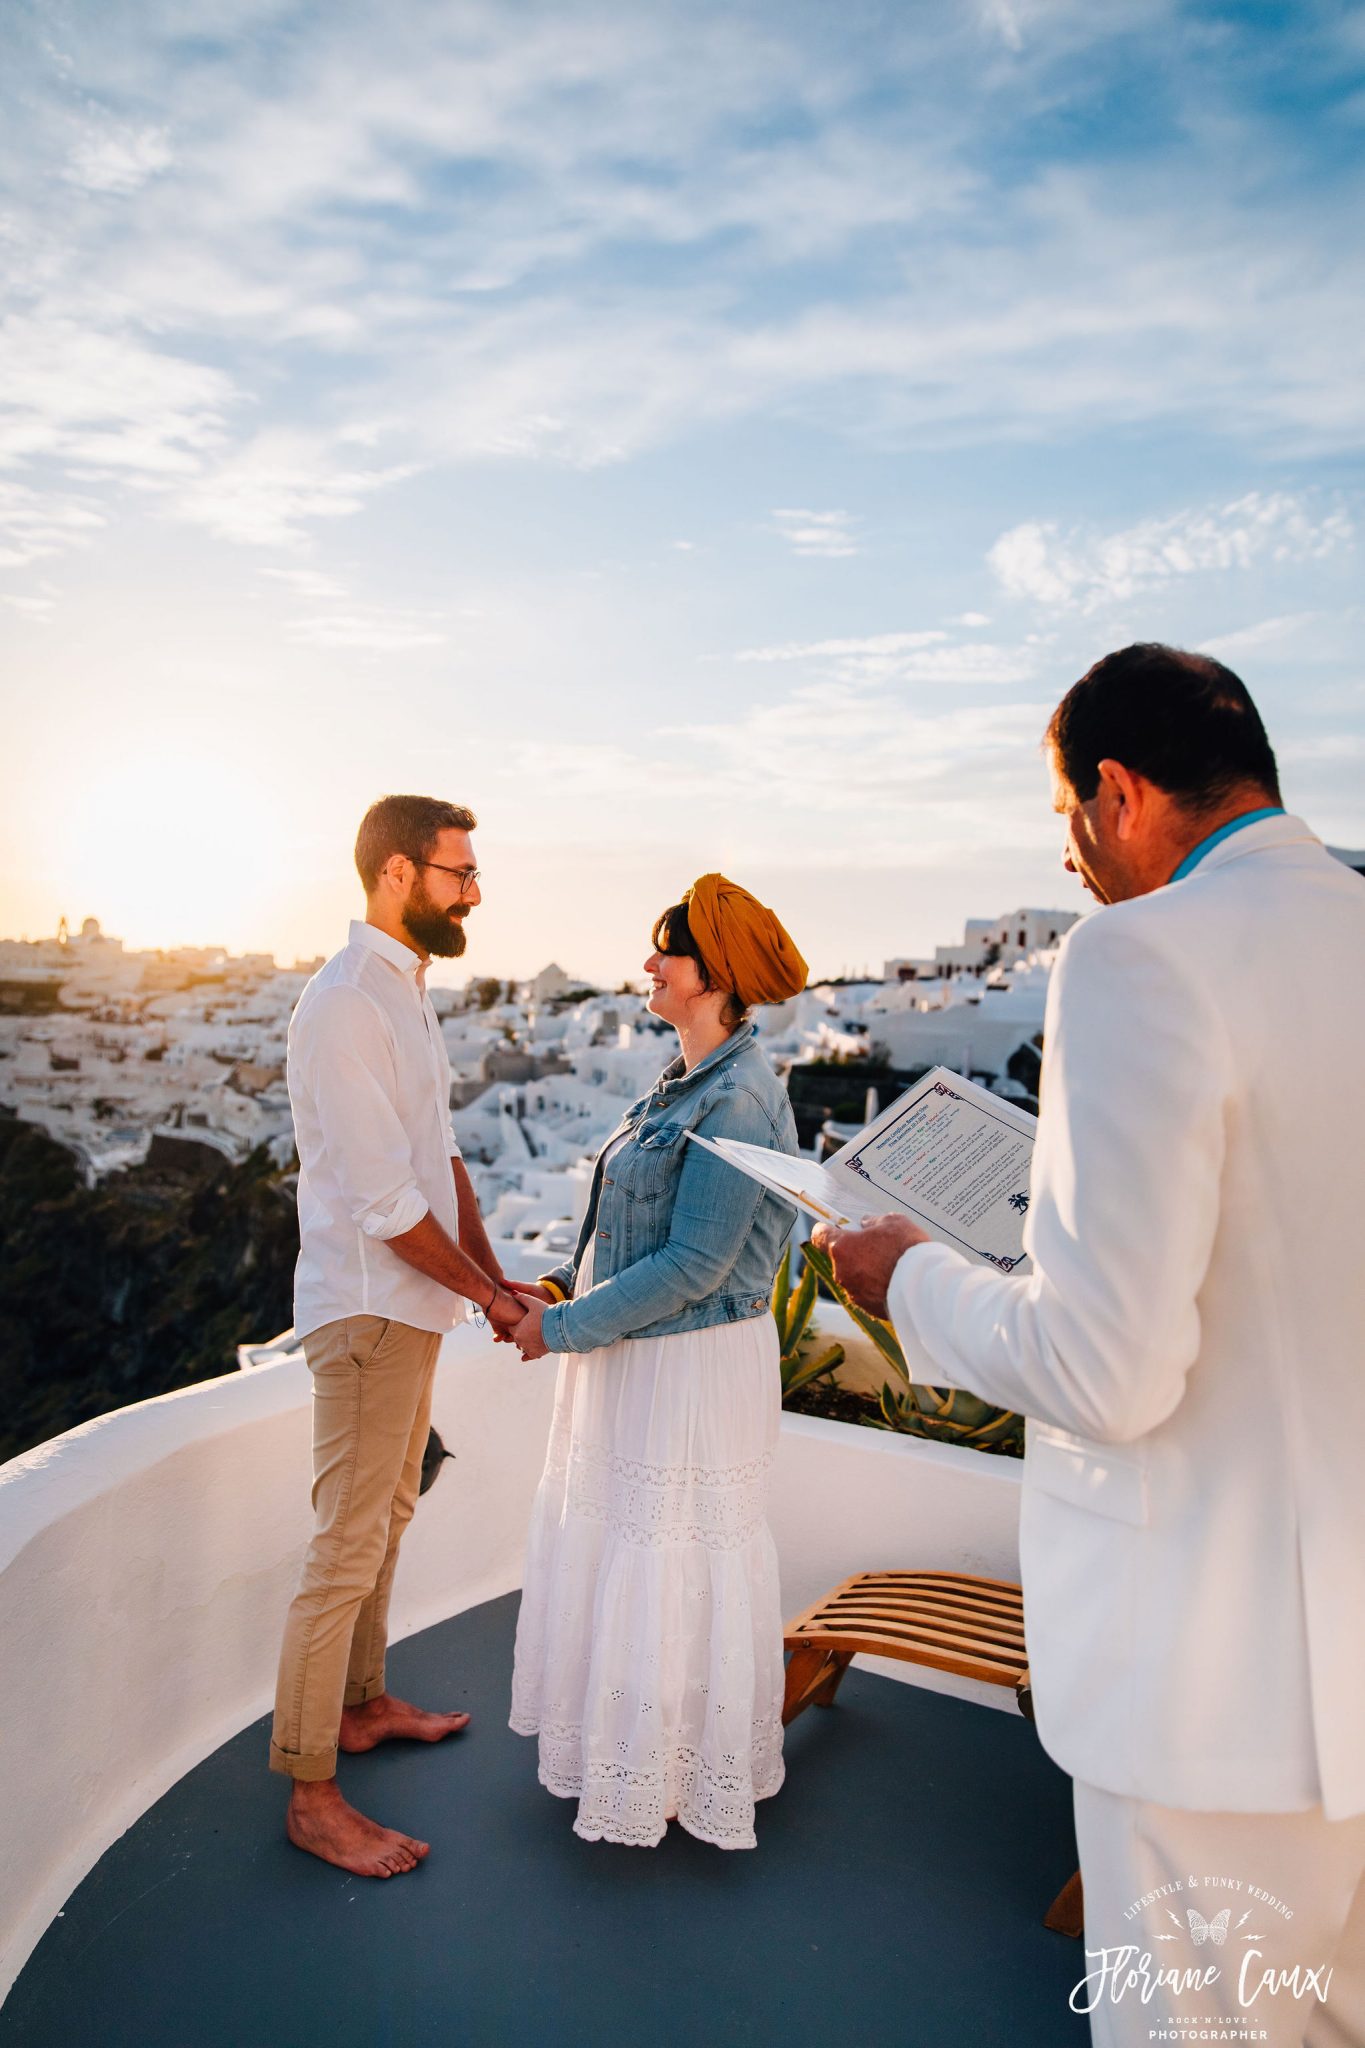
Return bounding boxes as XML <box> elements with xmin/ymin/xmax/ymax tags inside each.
<box><xmin>402</xmin><ymin>879</ymin><xmax>469</xmax><ymax>957</ymax></box>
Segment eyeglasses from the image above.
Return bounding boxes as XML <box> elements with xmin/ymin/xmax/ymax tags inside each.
<box><xmin>406</xmin><ymin>857</ymin><xmax>481</xmax><ymax>897</ymax></box>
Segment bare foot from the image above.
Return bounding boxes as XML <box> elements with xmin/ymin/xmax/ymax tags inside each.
<box><xmin>339</xmin><ymin>1692</ymin><xmax>471</xmax><ymax>1754</ymax></box>
<box><xmin>286</xmin><ymin>1779</ymin><xmax>429</xmax><ymax>1879</ymax></box>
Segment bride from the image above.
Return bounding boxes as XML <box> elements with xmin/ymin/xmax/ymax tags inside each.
<box><xmin>507</xmin><ymin>874</ymin><xmax>806</xmax><ymax>1849</ymax></box>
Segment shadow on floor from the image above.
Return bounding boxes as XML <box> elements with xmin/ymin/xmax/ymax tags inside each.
<box><xmin>3</xmin><ymin>1594</ymin><xmax>1090</xmax><ymax>2048</ymax></box>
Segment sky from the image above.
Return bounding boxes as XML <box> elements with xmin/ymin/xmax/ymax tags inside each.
<box><xmin>1</xmin><ymin>0</ymin><xmax>1362</xmax><ymax>986</ymax></box>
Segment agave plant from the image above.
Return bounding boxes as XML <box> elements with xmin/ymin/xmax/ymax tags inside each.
<box><xmin>771</xmin><ymin>1242</ymin><xmax>845</xmax><ymax>1399</ymax></box>
<box><xmin>800</xmin><ymin>1239</ymin><xmax>1024</xmax><ymax>1456</ymax></box>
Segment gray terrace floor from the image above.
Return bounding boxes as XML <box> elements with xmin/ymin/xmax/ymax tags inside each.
<box><xmin>4</xmin><ymin>1594</ymin><xmax>1090</xmax><ymax>2048</ymax></box>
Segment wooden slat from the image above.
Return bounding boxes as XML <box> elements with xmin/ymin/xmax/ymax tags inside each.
<box><xmin>784</xmin><ymin>1629</ymin><xmax>1022</xmax><ymax>1685</ymax></box>
<box><xmin>795</xmin><ymin>1591</ymin><xmax>1024</xmax><ymax>1639</ymax></box>
<box><xmin>794</xmin><ymin>1619</ymin><xmax>1025</xmax><ymax>1663</ymax></box>
<box><xmin>786</xmin><ymin>1571</ymin><xmax>1024</xmax><ymax>1635</ymax></box>
<box><xmin>813</xmin><ymin>1595</ymin><xmax>1026</xmax><ymax>1638</ymax></box>
<box><xmin>849</xmin><ymin>1570</ymin><xmax>1022</xmax><ymax>1596</ymax></box>
<box><xmin>782</xmin><ymin>1569</ymin><xmax>1029</xmax><ymax>1690</ymax></box>
<box><xmin>825</xmin><ymin>1585</ymin><xmax>1023</xmax><ymax>1621</ymax></box>
<box><xmin>790</xmin><ymin>1610</ymin><xmax>1026</xmax><ymax>1655</ymax></box>
<box><xmin>788</xmin><ymin>1627</ymin><xmax>1025</xmax><ymax>1678</ymax></box>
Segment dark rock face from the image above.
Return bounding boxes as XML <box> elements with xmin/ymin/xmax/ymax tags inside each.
<box><xmin>0</xmin><ymin>1117</ymin><xmax>297</xmax><ymax>1464</ymax></box>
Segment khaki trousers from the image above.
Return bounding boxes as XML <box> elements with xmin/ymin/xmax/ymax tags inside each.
<box><xmin>1073</xmin><ymin>1780</ymin><xmax>1365</xmax><ymax>2048</ymax></box>
<box><xmin>270</xmin><ymin>1315</ymin><xmax>441</xmax><ymax>1781</ymax></box>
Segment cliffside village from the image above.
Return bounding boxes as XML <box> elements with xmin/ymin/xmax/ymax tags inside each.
<box><xmin>5</xmin><ymin>846</ymin><xmax>1360</xmax><ymax>1271</ymax></box>
<box><xmin>0</xmin><ymin>896</ymin><xmax>1198</xmax><ymax>1266</ymax></box>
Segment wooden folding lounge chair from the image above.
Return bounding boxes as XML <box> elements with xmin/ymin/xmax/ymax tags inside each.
<box><xmin>782</xmin><ymin>1570</ymin><xmax>1083</xmax><ymax>1939</ymax></box>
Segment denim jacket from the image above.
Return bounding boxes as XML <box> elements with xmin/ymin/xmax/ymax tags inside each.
<box><xmin>538</xmin><ymin>1022</ymin><xmax>798</xmax><ymax>1353</ymax></box>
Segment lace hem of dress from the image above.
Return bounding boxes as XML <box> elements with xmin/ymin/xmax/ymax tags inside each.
<box><xmin>509</xmin><ymin>1712</ymin><xmax>785</xmax><ymax>1851</ymax></box>
<box><xmin>552</xmin><ymin>1439</ymin><xmax>775</xmax><ymax>1553</ymax></box>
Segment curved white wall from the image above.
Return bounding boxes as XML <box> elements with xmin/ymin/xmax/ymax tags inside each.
<box><xmin>0</xmin><ymin>1316</ymin><xmax>1020</xmax><ymax>2003</ymax></box>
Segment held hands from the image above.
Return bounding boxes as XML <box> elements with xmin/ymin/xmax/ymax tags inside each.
<box><xmin>510</xmin><ymin>1299</ymin><xmax>549</xmax><ymax>1361</ymax></box>
<box><xmin>486</xmin><ymin>1286</ymin><xmax>528</xmax><ymax>1343</ymax></box>
<box><xmin>485</xmin><ymin>1278</ymin><xmax>557</xmax><ymax>1344</ymax></box>
<box><xmin>480</xmin><ymin>1279</ymin><xmax>554</xmax><ymax>1359</ymax></box>
<box><xmin>810</xmin><ymin>1212</ymin><xmax>930</xmax><ymax>1320</ymax></box>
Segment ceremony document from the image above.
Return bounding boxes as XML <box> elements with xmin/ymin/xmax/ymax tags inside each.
<box><xmin>688</xmin><ymin>1065</ymin><xmax>1036</xmax><ymax>1273</ymax></box>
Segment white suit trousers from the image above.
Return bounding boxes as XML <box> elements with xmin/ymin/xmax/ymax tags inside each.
<box><xmin>1072</xmin><ymin>1783</ymin><xmax>1365</xmax><ymax>2048</ymax></box>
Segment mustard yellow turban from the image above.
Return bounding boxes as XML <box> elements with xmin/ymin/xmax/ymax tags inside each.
<box><xmin>681</xmin><ymin>873</ymin><xmax>808</xmax><ymax>1006</ymax></box>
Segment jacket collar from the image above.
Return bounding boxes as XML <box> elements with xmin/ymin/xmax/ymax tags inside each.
<box><xmin>1181</xmin><ymin>811</ymin><xmax>1320</xmax><ymax>877</ymax></box>
<box><xmin>348</xmin><ymin>918</ymin><xmax>425</xmax><ymax>981</ymax></box>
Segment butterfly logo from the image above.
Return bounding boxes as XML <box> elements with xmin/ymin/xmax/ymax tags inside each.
<box><xmin>1188</xmin><ymin>1909</ymin><xmax>1231</xmax><ymax>1948</ymax></box>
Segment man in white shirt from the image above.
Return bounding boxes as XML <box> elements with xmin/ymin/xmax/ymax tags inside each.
<box><xmin>815</xmin><ymin>645</ymin><xmax>1365</xmax><ymax>2047</ymax></box>
<box><xmin>272</xmin><ymin>794</ymin><xmax>526</xmax><ymax>1880</ymax></box>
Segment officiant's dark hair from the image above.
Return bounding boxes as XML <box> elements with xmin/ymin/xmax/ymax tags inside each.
<box><xmin>355</xmin><ymin>795</ymin><xmax>478</xmax><ymax>892</ymax></box>
<box><xmin>1046</xmin><ymin>644</ymin><xmax>1281</xmax><ymax>812</ymax></box>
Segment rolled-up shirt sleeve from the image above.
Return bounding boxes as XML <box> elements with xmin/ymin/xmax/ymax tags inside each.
<box><xmin>298</xmin><ymin>985</ymin><xmax>429</xmax><ymax>1241</ymax></box>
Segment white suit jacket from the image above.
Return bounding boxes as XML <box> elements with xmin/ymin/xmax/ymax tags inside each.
<box><xmin>888</xmin><ymin>814</ymin><xmax>1365</xmax><ymax>1818</ymax></box>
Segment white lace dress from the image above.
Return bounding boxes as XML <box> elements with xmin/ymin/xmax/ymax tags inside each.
<box><xmin>509</xmin><ymin>1227</ymin><xmax>786</xmax><ymax>1849</ymax></box>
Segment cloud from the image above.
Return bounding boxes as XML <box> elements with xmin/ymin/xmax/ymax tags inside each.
<box><xmin>982</xmin><ymin>0</ymin><xmax>1026</xmax><ymax>53</ymax></box>
<box><xmin>771</xmin><ymin>508</ymin><xmax>859</xmax><ymax>558</ymax></box>
<box><xmin>174</xmin><ymin>433</ymin><xmax>418</xmax><ymax>549</ymax></box>
<box><xmin>64</xmin><ymin>125</ymin><xmax>172</xmax><ymax>195</ymax></box>
<box><xmin>285</xmin><ymin>608</ymin><xmax>446</xmax><ymax>653</ymax></box>
<box><xmin>0</xmin><ymin>591</ymin><xmax>56</xmax><ymax>620</ymax></box>
<box><xmin>0</xmin><ymin>312</ymin><xmax>233</xmax><ymax>479</ymax></box>
<box><xmin>661</xmin><ymin>680</ymin><xmax>1058</xmax><ymax>856</ymax></box>
<box><xmin>1196</xmin><ymin>613</ymin><xmax>1321</xmax><ymax>660</ymax></box>
<box><xmin>1</xmin><ymin>0</ymin><xmax>1362</xmax><ymax>610</ymax></box>
<box><xmin>262</xmin><ymin>565</ymin><xmax>348</xmax><ymax>601</ymax></box>
<box><xmin>989</xmin><ymin>494</ymin><xmax>1355</xmax><ymax>611</ymax></box>
<box><xmin>734</xmin><ymin>628</ymin><xmax>1035</xmax><ymax>688</ymax></box>
<box><xmin>738</xmin><ymin>630</ymin><xmax>946</xmax><ymax>663</ymax></box>
<box><xmin>0</xmin><ymin>478</ymin><xmax>104</xmax><ymax>568</ymax></box>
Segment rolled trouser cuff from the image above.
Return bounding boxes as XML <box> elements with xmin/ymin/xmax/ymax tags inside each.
<box><xmin>269</xmin><ymin>1738</ymin><xmax>338</xmax><ymax>1782</ymax></box>
<box><xmin>343</xmin><ymin>1672</ymin><xmax>386</xmax><ymax>1707</ymax></box>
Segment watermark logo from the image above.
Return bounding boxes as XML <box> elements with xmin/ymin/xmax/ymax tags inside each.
<box><xmin>1069</xmin><ymin>1872</ymin><xmax>1334</xmax><ymax>2042</ymax></box>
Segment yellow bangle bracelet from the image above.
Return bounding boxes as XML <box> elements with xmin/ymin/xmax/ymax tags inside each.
<box><xmin>537</xmin><ymin>1277</ymin><xmax>569</xmax><ymax>1304</ymax></box>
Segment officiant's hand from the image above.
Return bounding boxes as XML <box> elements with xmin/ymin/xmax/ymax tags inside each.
<box><xmin>513</xmin><ymin>1300</ymin><xmax>550</xmax><ymax>1361</ymax></box>
<box><xmin>812</xmin><ymin>1213</ymin><xmax>930</xmax><ymax>1320</ymax></box>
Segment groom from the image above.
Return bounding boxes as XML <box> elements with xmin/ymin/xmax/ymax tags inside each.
<box><xmin>816</xmin><ymin>645</ymin><xmax>1365</xmax><ymax>2046</ymax></box>
<box><xmin>272</xmin><ymin>794</ymin><xmax>527</xmax><ymax>1878</ymax></box>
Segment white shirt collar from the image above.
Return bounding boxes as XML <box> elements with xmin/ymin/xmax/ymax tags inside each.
<box><xmin>348</xmin><ymin>918</ymin><xmax>426</xmax><ymax>983</ymax></box>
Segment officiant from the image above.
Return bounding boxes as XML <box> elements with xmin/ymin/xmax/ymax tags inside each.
<box><xmin>815</xmin><ymin>644</ymin><xmax>1365</xmax><ymax>2048</ymax></box>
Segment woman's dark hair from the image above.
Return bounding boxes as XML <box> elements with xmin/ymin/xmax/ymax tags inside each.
<box><xmin>1046</xmin><ymin>644</ymin><xmax>1281</xmax><ymax>812</ymax></box>
<box><xmin>652</xmin><ymin>901</ymin><xmax>748</xmax><ymax>1030</ymax></box>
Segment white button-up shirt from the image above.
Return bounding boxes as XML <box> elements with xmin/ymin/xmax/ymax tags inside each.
<box><xmin>288</xmin><ymin>920</ymin><xmax>468</xmax><ymax>1338</ymax></box>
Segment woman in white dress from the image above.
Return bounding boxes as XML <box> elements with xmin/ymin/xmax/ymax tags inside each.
<box><xmin>507</xmin><ymin>875</ymin><xmax>806</xmax><ymax>1849</ymax></box>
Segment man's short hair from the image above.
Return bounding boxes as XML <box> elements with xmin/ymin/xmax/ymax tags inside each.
<box><xmin>1046</xmin><ymin>643</ymin><xmax>1281</xmax><ymax>810</ymax></box>
<box><xmin>354</xmin><ymin>795</ymin><xmax>478</xmax><ymax>892</ymax></box>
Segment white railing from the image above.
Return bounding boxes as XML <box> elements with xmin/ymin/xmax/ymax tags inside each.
<box><xmin>0</xmin><ymin>1307</ymin><xmax>1020</xmax><ymax>2003</ymax></box>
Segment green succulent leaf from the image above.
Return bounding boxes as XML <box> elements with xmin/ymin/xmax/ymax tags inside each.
<box><xmin>801</xmin><ymin>1240</ymin><xmax>911</xmax><ymax>1383</ymax></box>
<box><xmin>786</xmin><ymin>1260</ymin><xmax>818</xmax><ymax>1352</ymax></box>
<box><xmin>782</xmin><ymin>1341</ymin><xmax>846</xmax><ymax>1395</ymax></box>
